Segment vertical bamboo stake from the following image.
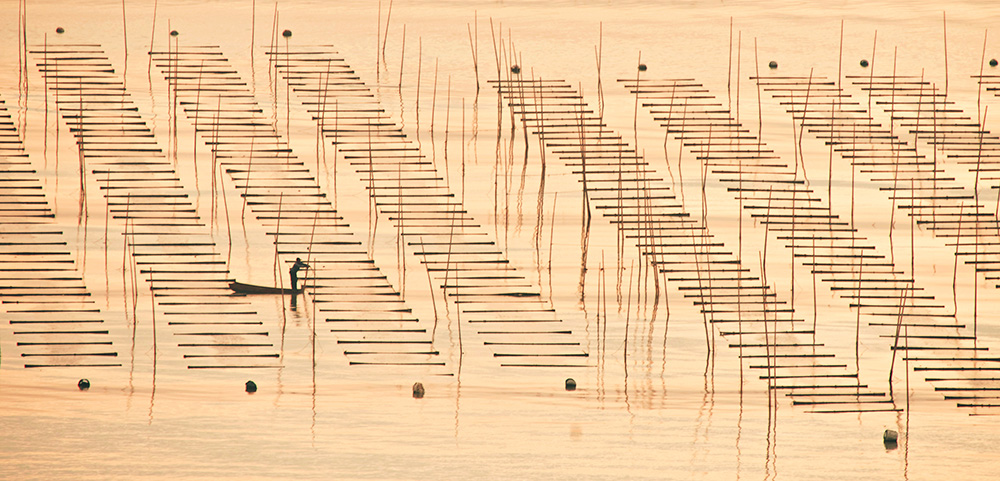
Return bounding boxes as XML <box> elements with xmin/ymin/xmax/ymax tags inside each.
<box><xmin>17</xmin><ymin>0</ymin><xmax>23</xmax><ymax>97</ymax></box>
<box><xmin>596</xmin><ymin>22</ymin><xmax>604</xmax><ymax>118</ymax></box>
<box><xmin>445</xmin><ymin>76</ymin><xmax>452</xmax><ymax>177</ymax></box>
<box><xmin>148</xmin><ymin>266</ymin><xmax>158</xmax><ymax>408</ymax></box>
<box><xmin>398</xmin><ymin>25</ymin><xmax>406</xmax><ymax>90</ymax></box>
<box><xmin>419</xmin><ymin>237</ymin><xmax>439</xmax><ymax>340</ymax></box>
<box><xmin>194</xmin><ymin>60</ymin><xmax>205</xmax><ymax>186</ymax></box>
<box><xmin>624</xmin><ymin>259</ymin><xmax>635</xmax><ymax>395</ymax></box>
<box><xmin>548</xmin><ymin>192</ymin><xmax>558</xmax><ymax>282</ymax></box>
<box><xmin>462</xmin><ymin>97</ymin><xmax>466</xmax><ymax>216</ymax></box>
<box><xmin>381</xmin><ymin>0</ymin><xmax>393</xmax><ymax>68</ymax></box>
<box><xmin>306</xmin><ymin>206</ymin><xmax>321</xmax><ymax>295</ymax></box>
<box><xmin>727</xmin><ymin>17</ymin><xmax>733</xmax><ymax>112</ymax></box>
<box><xmin>220</xmin><ymin>132</ymin><xmax>234</xmax><ymax>267</ymax></box>
<box><xmin>430</xmin><ymin>58</ymin><xmax>439</xmax><ymax>169</ymax></box>
<box><xmin>211</xmin><ymin>95</ymin><xmax>222</xmax><ymax>231</ymax></box>
<box><xmin>943</xmin><ymin>11</ymin><xmax>949</xmax><ymax>98</ymax></box>
<box><xmin>601</xmin><ymin>251</ymin><xmax>608</xmax><ymax>389</ymax></box>
<box><xmin>851</xmin><ymin>113</ymin><xmax>861</xmax><ymax>370</ymax></box>
<box><xmin>251</xmin><ymin>0</ymin><xmax>256</xmax><ymax>62</ymax></box>
<box><xmin>276</xmin><ymin>192</ymin><xmax>287</xmax><ymax>324</ymax></box>
<box><xmin>973</xmin><ymin>107</ymin><xmax>987</xmax><ymax>342</ymax></box>
<box><xmin>953</xmin><ymin>200</ymin><xmax>964</xmax><ymax>318</ymax></box>
<box><xmin>887</xmin><ymin>48</ymin><xmax>899</xmax><ymax>262</ymax></box>
<box><xmin>467</xmin><ymin>19</ymin><xmax>479</xmax><ymax>92</ymax></box>
<box><xmin>398</xmin><ymin>94</ymin><xmax>405</xmax><ymax>295</ymax></box>
<box><xmin>77</xmin><ymin>77</ymin><xmax>86</xmax><ymax>199</ymax></box>
<box><xmin>576</xmin><ymin>84</ymin><xmax>592</xmax><ymax>300</ymax></box>
<box><xmin>831</xmin><ymin>20</ymin><xmax>843</xmax><ymax>216</ymax></box>
<box><xmin>700</xmin><ymin>125</ymin><xmax>713</xmax><ymax>353</ymax></box>
<box><xmin>43</xmin><ymin>34</ymin><xmax>49</xmax><ymax>156</ymax></box>
<box><xmin>489</xmin><ymin>23</ymin><xmax>501</xmax><ymax>243</ymax></box>
<box><xmin>318</xmin><ymin>59</ymin><xmax>330</xmax><ymax>184</ymax></box>
<box><xmin>367</xmin><ymin>120</ymin><xmax>377</xmax><ymax>250</ymax></box>
<box><xmin>736</xmin><ymin>32</ymin><xmax>741</xmax><ymax>125</ymax></box>
<box><xmin>148</xmin><ymin>0</ymin><xmax>157</xmax><ymax>74</ymax></box>
<box><xmin>376</xmin><ymin>0</ymin><xmax>382</xmax><ymax>81</ymax></box>
<box><xmin>867</xmin><ymin>31</ymin><xmax>878</xmax><ymax>126</ymax></box>
<box><xmin>268</xmin><ymin>6</ymin><xmax>278</xmax><ymax>84</ymax></box>
<box><xmin>123</xmin><ymin>194</ymin><xmax>132</xmax><ymax>320</ymax></box>
<box><xmin>241</xmin><ymin>135</ymin><xmax>255</xmax><ymax>224</ymax></box>
<box><xmin>333</xmin><ymin>98</ymin><xmax>339</xmax><ymax>210</ymax></box>
<box><xmin>754</xmin><ymin>39</ymin><xmax>775</xmax><ymax>404</ymax></box>
<box><xmin>596</xmin><ymin>254</ymin><xmax>603</xmax><ymax>399</ymax></box>
<box><xmin>737</xmin><ymin>65</ymin><xmax>745</xmax><ymax>384</ymax></box>
<box><xmin>978</xmin><ymin>30</ymin><xmax>988</xmax><ymax>130</ymax></box>
<box><xmin>274</xmin><ymin>192</ymin><xmax>283</xmax><ymax>287</ymax></box>
<box><xmin>104</xmin><ymin>170</ymin><xmax>112</xmax><ymax>288</ymax></box>
<box><xmin>416</xmin><ymin>38</ymin><xmax>422</xmax><ymax>128</ymax></box>
<box><xmin>122</xmin><ymin>0</ymin><xmax>129</xmax><ymax>73</ymax></box>
<box><xmin>285</xmin><ymin>32</ymin><xmax>291</xmax><ymax>158</ymax></box>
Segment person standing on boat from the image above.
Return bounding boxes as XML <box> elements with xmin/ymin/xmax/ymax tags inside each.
<box><xmin>289</xmin><ymin>258</ymin><xmax>309</xmax><ymax>292</ymax></box>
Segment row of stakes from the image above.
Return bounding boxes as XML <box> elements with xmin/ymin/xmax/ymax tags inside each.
<box><xmin>48</xmin><ymin>26</ymin><xmax>997</xmax><ymax>71</ymax></box>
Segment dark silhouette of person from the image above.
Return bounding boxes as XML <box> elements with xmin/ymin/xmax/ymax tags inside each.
<box><xmin>289</xmin><ymin>258</ymin><xmax>309</xmax><ymax>292</ymax></box>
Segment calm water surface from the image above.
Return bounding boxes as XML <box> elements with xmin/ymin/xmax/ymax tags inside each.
<box><xmin>2</xmin><ymin>0</ymin><xmax>999</xmax><ymax>479</ymax></box>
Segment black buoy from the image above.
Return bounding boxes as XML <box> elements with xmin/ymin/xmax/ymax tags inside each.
<box><xmin>511</xmin><ymin>65</ymin><xmax>521</xmax><ymax>74</ymax></box>
<box><xmin>860</xmin><ymin>59</ymin><xmax>869</xmax><ymax>68</ymax></box>
<box><xmin>991</xmin><ymin>59</ymin><xmax>999</xmax><ymax>67</ymax></box>
<box><xmin>768</xmin><ymin>60</ymin><xmax>778</xmax><ymax>69</ymax></box>
<box><xmin>412</xmin><ymin>382</ymin><xmax>425</xmax><ymax>398</ymax></box>
<box><xmin>56</xmin><ymin>27</ymin><xmax>65</xmax><ymax>34</ymax></box>
<box><xmin>245</xmin><ymin>380</ymin><xmax>257</xmax><ymax>393</ymax></box>
<box><xmin>883</xmin><ymin>429</ymin><xmax>899</xmax><ymax>450</ymax></box>
<box><xmin>565</xmin><ymin>378</ymin><xmax>577</xmax><ymax>391</ymax></box>
<box><xmin>638</xmin><ymin>63</ymin><xmax>647</xmax><ymax>72</ymax></box>
<box><xmin>282</xmin><ymin>29</ymin><xmax>292</xmax><ymax>38</ymax></box>
<box><xmin>170</xmin><ymin>30</ymin><xmax>179</xmax><ymax>37</ymax></box>
<box><xmin>77</xmin><ymin>379</ymin><xmax>90</xmax><ymax>391</ymax></box>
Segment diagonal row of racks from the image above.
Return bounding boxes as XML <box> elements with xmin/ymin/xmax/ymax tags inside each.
<box><xmin>267</xmin><ymin>46</ymin><xmax>589</xmax><ymax>368</ymax></box>
<box><xmin>32</xmin><ymin>43</ymin><xmax>281</xmax><ymax>370</ymax></box>
<box><xmin>0</xmin><ymin>95</ymin><xmax>119</xmax><ymax>368</ymax></box>
<box><xmin>495</xmin><ymin>76</ymin><xmax>897</xmax><ymax>412</ymax></box>
<box><xmin>149</xmin><ymin>45</ymin><xmax>446</xmax><ymax>369</ymax></box>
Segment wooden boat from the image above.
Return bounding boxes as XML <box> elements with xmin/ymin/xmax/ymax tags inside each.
<box><xmin>229</xmin><ymin>281</ymin><xmax>299</xmax><ymax>295</ymax></box>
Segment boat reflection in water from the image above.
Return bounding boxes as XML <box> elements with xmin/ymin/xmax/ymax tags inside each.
<box><xmin>228</xmin><ymin>281</ymin><xmax>302</xmax><ymax>296</ymax></box>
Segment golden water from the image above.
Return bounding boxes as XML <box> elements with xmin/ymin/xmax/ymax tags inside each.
<box><xmin>2</xmin><ymin>0</ymin><xmax>999</xmax><ymax>479</ymax></box>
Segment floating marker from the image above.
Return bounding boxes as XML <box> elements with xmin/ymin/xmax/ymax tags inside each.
<box><xmin>245</xmin><ymin>380</ymin><xmax>257</xmax><ymax>393</ymax></box>
<box><xmin>883</xmin><ymin>429</ymin><xmax>898</xmax><ymax>450</ymax></box>
<box><xmin>56</xmin><ymin>27</ymin><xmax>65</xmax><ymax>34</ymax></box>
<box><xmin>78</xmin><ymin>379</ymin><xmax>90</xmax><ymax>390</ymax></box>
<box><xmin>638</xmin><ymin>64</ymin><xmax>647</xmax><ymax>72</ymax></box>
<box><xmin>768</xmin><ymin>60</ymin><xmax>778</xmax><ymax>69</ymax></box>
<box><xmin>412</xmin><ymin>382</ymin><xmax>425</xmax><ymax>398</ymax></box>
<box><xmin>991</xmin><ymin>59</ymin><xmax>998</xmax><ymax>67</ymax></box>
<box><xmin>565</xmin><ymin>378</ymin><xmax>577</xmax><ymax>391</ymax></box>
<box><xmin>860</xmin><ymin>59</ymin><xmax>869</xmax><ymax>67</ymax></box>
